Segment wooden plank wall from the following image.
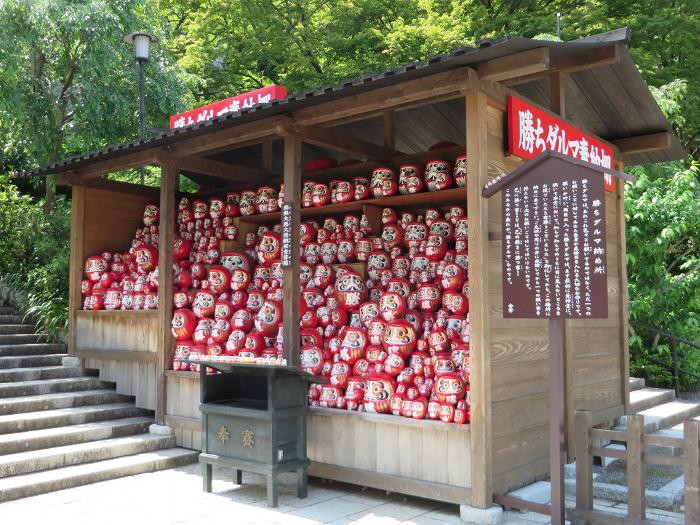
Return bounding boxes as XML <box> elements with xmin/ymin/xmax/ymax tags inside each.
<box><xmin>164</xmin><ymin>373</ymin><xmax>202</xmax><ymax>450</ymax></box>
<box><xmin>82</xmin><ymin>187</ymin><xmax>154</xmax><ymax>256</ymax></box>
<box><xmin>485</xmin><ymin>106</ymin><xmax>625</xmax><ymax>494</ymax></box>
<box><xmin>77</xmin><ymin>187</ymin><xmax>160</xmax><ymax>411</ymax></box>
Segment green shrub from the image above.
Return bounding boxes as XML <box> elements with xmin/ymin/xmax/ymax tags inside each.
<box><xmin>0</xmin><ymin>175</ymin><xmax>70</xmax><ymax>340</ymax></box>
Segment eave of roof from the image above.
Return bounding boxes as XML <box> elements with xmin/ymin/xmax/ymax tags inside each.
<box><xmin>18</xmin><ymin>27</ymin><xmax>686</xmax><ymax>177</ymax></box>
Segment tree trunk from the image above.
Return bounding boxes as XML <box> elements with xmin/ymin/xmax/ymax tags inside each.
<box><xmin>43</xmin><ymin>175</ymin><xmax>56</xmax><ymax>216</ymax></box>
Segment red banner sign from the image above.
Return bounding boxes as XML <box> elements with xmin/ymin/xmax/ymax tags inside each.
<box><xmin>169</xmin><ymin>85</ymin><xmax>288</xmax><ymax>129</ymax></box>
<box><xmin>507</xmin><ymin>95</ymin><xmax>615</xmax><ymax>192</ymax></box>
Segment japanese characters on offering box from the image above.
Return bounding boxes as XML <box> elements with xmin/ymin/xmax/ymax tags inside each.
<box><xmin>499</xmin><ymin>168</ymin><xmax>608</xmax><ymax>319</ymax></box>
<box><xmin>507</xmin><ymin>95</ymin><xmax>616</xmax><ymax>192</ymax></box>
<box><xmin>80</xmin><ymin>149</ymin><xmax>470</xmax><ymax>423</ymax></box>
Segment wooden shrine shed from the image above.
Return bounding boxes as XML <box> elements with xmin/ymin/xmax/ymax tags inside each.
<box><xmin>19</xmin><ymin>27</ymin><xmax>686</xmax><ymax>510</ymax></box>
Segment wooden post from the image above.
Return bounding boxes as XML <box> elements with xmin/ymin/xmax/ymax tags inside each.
<box><xmin>466</xmin><ymin>89</ymin><xmax>492</xmax><ymax>508</ymax></box>
<box><xmin>549</xmin><ymin>318</ymin><xmax>566</xmax><ymax>525</ymax></box>
<box><xmin>156</xmin><ymin>162</ymin><xmax>178</xmax><ymax>424</ymax></box>
<box><xmin>67</xmin><ymin>184</ymin><xmax>86</xmax><ymax>356</ymax></box>
<box><xmin>282</xmin><ymin>134</ymin><xmax>302</xmax><ymax>367</ymax></box>
<box><xmin>574</xmin><ymin>410</ymin><xmax>594</xmax><ymax>512</ymax></box>
<box><xmin>262</xmin><ymin>139</ymin><xmax>274</xmax><ymax>171</ymax></box>
<box><xmin>616</xmin><ymin>160</ymin><xmax>630</xmax><ymax>412</ymax></box>
<box><xmin>549</xmin><ymin>71</ymin><xmax>574</xmax><ymax>459</ymax></box>
<box><xmin>550</xmin><ymin>72</ymin><xmax>567</xmax><ymax>118</ymax></box>
<box><xmin>684</xmin><ymin>419</ymin><xmax>700</xmax><ymax>524</ymax></box>
<box><xmin>383</xmin><ymin>109</ymin><xmax>395</xmax><ymax>152</ymax></box>
<box><xmin>626</xmin><ymin>414</ymin><xmax>646</xmax><ymax>521</ymax></box>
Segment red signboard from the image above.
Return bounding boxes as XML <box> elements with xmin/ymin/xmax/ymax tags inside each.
<box><xmin>507</xmin><ymin>95</ymin><xmax>615</xmax><ymax>192</ymax></box>
<box><xmin>169</xmin><ymin>85</ymin><xmax>288</xmax><ymax>129</ymax></box>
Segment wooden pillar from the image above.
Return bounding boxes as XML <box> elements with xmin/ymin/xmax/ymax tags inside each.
<box><xmin>67</xmin><ymin>184</ymin><xmax>86</xmax><ymax>356</ymax></box>
<box><xmin>156</xmin><ymin>163</ymin><xmax>178</xmax><ymax>424</ymax></box>
<box><xmin>262</xmin><ymin>139</ymin><xmax>274</xmax><ymax>171</ymax></box>
<box><xmin>466</xmin><ymin>89</ymin><xmax>492</xmax><ymax>508</ymax></box>
<box><xmin>282</xmin><ymin>135</ymin><xmax>302</xmax><ymax>367</ymax></box>
<box><xmin>616</xmin><ymin>160</ymin><xmax>630</xmax><ymax>411</ymax></box>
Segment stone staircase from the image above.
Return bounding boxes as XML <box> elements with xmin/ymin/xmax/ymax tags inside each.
<box><xmin>0</xmin><ymin>303</ymin><xmax>198</xmax><ymax>503</ymax></box>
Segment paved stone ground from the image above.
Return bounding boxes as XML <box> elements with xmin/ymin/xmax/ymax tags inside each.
<box><xmin>0</xmin><ymin>463</ymin><xmax>686</xmax><ymax>524</ymax></box>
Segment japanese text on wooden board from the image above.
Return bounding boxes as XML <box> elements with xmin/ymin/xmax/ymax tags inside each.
<box><xmin>507</xmin><ymin>95</ymin><xmax>616</xmax><ymax>192</ymax></box>
<box><xmin>281</xmin><ymin>203</ymin><xmax>293</xmax><ymax>267</ymax></box>
<box><xmin>169</xmin><ymin>85</ymin><xmax>288</xmax><ymax>129</ymax></box>
<box><xmin>502</xmin><ymin>166</ymin><xmax>608</xmax><ymax>319</ymax></box>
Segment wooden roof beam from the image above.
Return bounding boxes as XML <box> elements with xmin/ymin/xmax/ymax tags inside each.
<box><xmin>477</xmin><ymin>47</ymin><xmax>550</xmax><ymax>82</ymax></box>
<box><xmin>166</xmin><ymin>116</ymin><xmax>288</xmax><ymax>158</ymax></box>
<box><xmin>176</xmin><ymin>155</ymin><xmax>275</xmax><ymax>183</ymax></box>
<box><xmin>612</xmin><ymin>131</ymin><xmax>671</xmax><ymax>155</ymax></box>
<box><xmin>73</xmin><ymin>148</ymin><xmax>167</xmax><ymax>180</ymax></box>
<box><xmin>502</xmin><ymin>45</ymin><xmax>621</xmax><ymax>86</ymax></box>
<box><xmin>276</xmin><ymin>120</ymin><xmax>396</xmax><ymax>161</ymax></box>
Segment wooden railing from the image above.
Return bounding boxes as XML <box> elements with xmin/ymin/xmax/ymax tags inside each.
<box><xmin>572</xmin><ymin>409</ymin><xmax>700</xmax><ymax>525</ymax></box>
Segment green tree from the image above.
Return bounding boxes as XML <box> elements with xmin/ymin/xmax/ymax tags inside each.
<box><xmin>0</xmin><ymin>0</ymin><xmax>190</xmax><ymax>211</ymax></box>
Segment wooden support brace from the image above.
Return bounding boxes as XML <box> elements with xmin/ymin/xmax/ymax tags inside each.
<box><xmin>574</xmin><ymin>410</ymin><xmax>594</xmax><ymax>512</ymax></box>
<box><xmin>175</xmin><ymin>154</ymin><xmax>274</xmax><ymax>182</ymax></box>
<box><xmin>612</xmin><ymin>132</ymin><xmax>671</xmax><ymax>155</ymax></box>
<box><xmin>477</xmin><ymin>47</ymin><xmax>550</xmax><ymax>82</ymax></box>
<box><xmin>626</xmin><ymin>414</ymin><xmax>646</xmax><ymax>521</ymax></box>
<box><xmin>67</xmin><ymin>185</ymin><xmax>86</xmax><ymax>357</ymax></box>
<box><xmin>74</xmin><ymin>148</ymin><xmax>166</xmax><ymax>180</ymax></box>
<box><xmin>503</xmin><ymin>45</ymin><xmax>621</xmax><ymax>86</ymax></box>
<box><xmin>277</xmin><ymin>121</ymin><xmax>395</xmax><ymax>161</ymax></box>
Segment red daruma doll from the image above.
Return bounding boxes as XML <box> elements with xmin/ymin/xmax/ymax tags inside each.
<box><xmin>364</xmin><ymin>374</ymin><xmax>396</xmax><ymax>413</ymax></box>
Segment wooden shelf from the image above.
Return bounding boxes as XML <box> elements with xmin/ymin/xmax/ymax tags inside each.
<box><xmin>308</xmin><ymin>406</ymin><xmax>470</xmax><ymax>433</ymax></box>
<box><xmin>239</xmin><ymin>186</ymin><xmax>468</xmax><ymax>224</ymax></box>
<box><xmin>165</xmin><ymin>370</ymin><xmax>201</xmax><ymax>379</ymax></box>
<box><xmin>76</xmin><ymin>309</ymin><xmax>159</xmax><ymax>318</ymax></box>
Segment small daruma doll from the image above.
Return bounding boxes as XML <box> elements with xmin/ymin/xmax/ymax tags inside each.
<box><xmin>453</xmin><ymin>155</ymin><xmax>468</xmax><ymax>187</ymax></box>
<box><xmin>206</xmin><ymin>265</ymin><xmax>231</xmax><ymax>295</ymax></box>
<box><xmin>257</xmin><ymin>231</ymin><xmax>281</xmax><ymax>265</ymax></box>
<box><xmin>254</xmin><ymin>299</ymin><xmax>283</xmax><ymax>336</ymax></box>
<box><xmin>398</xmin><ymin>164</ymin><xmax>423</xmax><ymax>195</ymax></box>
<box><xmin>143</xmin><ymin>204</ymin><xmax>160</xmax><ymax>226</ymax></box>
<box><xmin>370</xmin><ymin>168</ymin><xmax>395</xmax><ymax>198</ymax></box>
<box><xmin>435</xmin><ymin>372</ymin><xmax>465</xmax><ymax>404</ymax></box>
<box><xmin>334</xmin><ymin>272</ymin><xmax>368</xmax><ymax>310</ymax></box>
<box><xmin>378</xmin><ymin>292</ymin><xmax>406</xmax><ymax>322</ymax></box>
<box><xmin>300</xmin><ymin>346</ymin><xmax>325</xmax><ymax>376</ymax></box>
<box><xmin>382</xmin><ymin>319</ymin><xmax>417</xmax><ymax>358</ymax></box>
<box><xmin>364</xmin><ymin>374</ymin><xmax>396</xmax><ymax>413</ymax></box>
<box><xmin>192</xmin><ymin>290</ymin><xmax>216</xmax><ymax>318</ymax></box>
<box><xmin>134</xmin><ymin>244</ymin><xmax>158</xmax><ymax>272</ymax></box>
<box><xmin>85</xmin><ymin>256</ymin><xmax>108</xmax><ymax>282</ymax></box>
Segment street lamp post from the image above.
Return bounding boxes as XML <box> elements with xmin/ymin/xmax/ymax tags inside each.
<box><xmin>124</xmin><ymin>32</ymin><xmax>158</xmax><ymax>185</ymax></box>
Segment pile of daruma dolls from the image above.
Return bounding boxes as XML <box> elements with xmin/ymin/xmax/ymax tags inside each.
<box><xmin>81</xmin><ymin>151</ymin><xmax>471</xmax><ymax>424</ymax></box>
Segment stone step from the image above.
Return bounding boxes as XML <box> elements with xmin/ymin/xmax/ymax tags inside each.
<box><xmin>0</xmin><ymin>366</ymin><xmax>96</xmax><ymax>383</ymax></box>
<box><xmin>0</xmin><ymin>354</ymin><xmax>66</xmax><ymax>370</ymax></box>
<box><xmin>630</xmin><ymin>387</ymin><xmax>676</xmax><ymax>413</ymax></box>
<box><xmin>0</xmin><ymin>389</ymin><xmax>132</xmax><ymax>416</ymax></box>
<box><xmin>0</xmin><ymin>307</ymin><xmax>20</xmax><ymax>316</ymax></box>
<box><xmin>0</xmin><ymin>325</ymin><xmax>35</xmax><ymax>335</ymax></box>
<box><xmin>0</xmin><ymin>417</ymin><xmax>153</xmax><ymax>456</ymax></box>
<box><xmin>0</xmin><ymin>343</ymin><xmax>66</xmax><ymax>357</ymax></box>
<box><xmin>0</xmin><ymin>403</ymin><xmax>150</xmax><ymax>435</ymax></box>
<box><xmin>0</xmin><ymin>334</ymin><xmax>45</xmax><ymax>345</ymax></box>
<box><xmin>0</xmin><ymin>315</ymin><xmax>23</xmax><ymax>325</ymax></box>
<box><xmin>0</xmin><ymin>448</ymin><xmax>198</xmax><ymax>502</ymax></box>
<box><xmin>617</xmin><ymin>400</ymin><xmax>700</xmax><ymax>433</ymax></box>
<box><xmin>0</xmin><ymin>377</ymin><xmax>114</xmax><ymax>399</ymax></box>
<box><xmin>0</xmin><ymin>434</ymin><xmax>175</xmax><ymax>478</ymax></box>
<box><xmin>629</xmin><ymin>377</ymin><xmax>646</xmax><ymax>392</ymax></box>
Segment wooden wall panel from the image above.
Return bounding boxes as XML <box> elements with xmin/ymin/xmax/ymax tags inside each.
<box><xmin>75</xmin><ymin>311</ymin><xmax>158</xmax><ymax>352</ymax></box>
<box><xmin>84</xmin><ymin>357</ymin><xmax>155</xmax><ymax>410</ymax></box>
<box><xmin>486</xmin><ymin>105</ymin><xmax>626</xmax><ymax>494</ymax></box>
<box><xmin>82</xmin><ymin>187</ymin><xmax>154</xmax><ymax>256</ymax></box>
